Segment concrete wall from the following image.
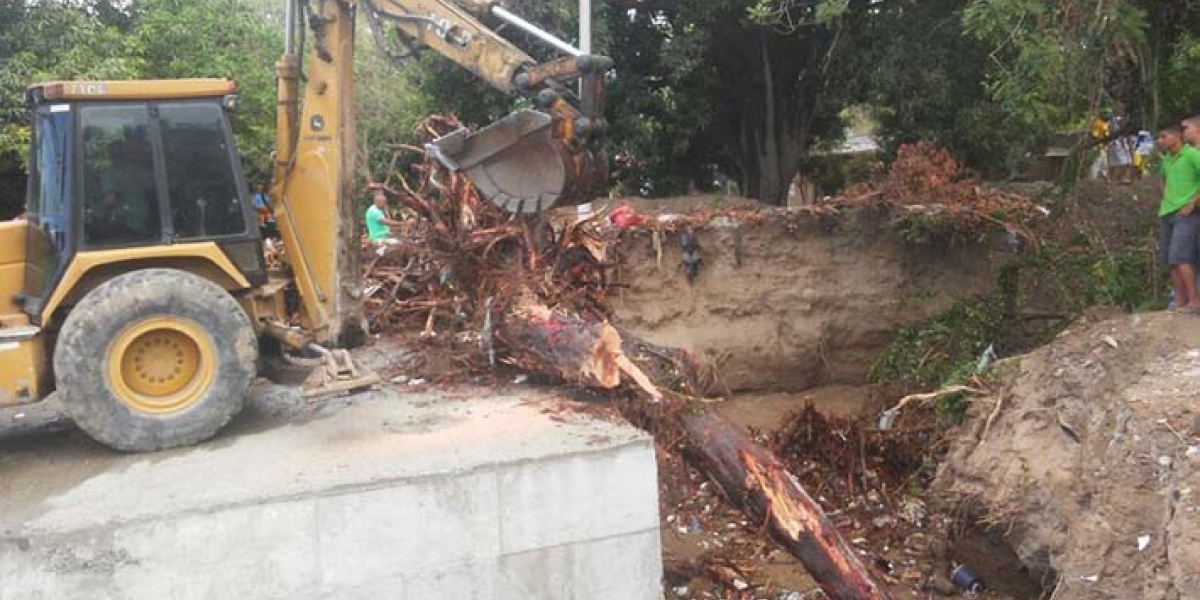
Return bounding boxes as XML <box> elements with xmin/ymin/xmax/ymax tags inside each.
<box><xmin>0</xmin><ymin>389</ymin><xmax>663</xmax><ymax>600</ymax></box>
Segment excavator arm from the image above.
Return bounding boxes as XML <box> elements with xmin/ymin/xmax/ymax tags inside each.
<box><xmin>363</xmin><ymin>0</ymin><xmax>534</xmax><ymax>95</ymax></box>
<box><xmin>363</xmin><ymin>0</ymin><xmax>611</xmax><ymax>213</ymax></box>
<box><xmin>268</xmin><ymin>0</ymin><xmax>609</xmax><ymax>350</ymax></box>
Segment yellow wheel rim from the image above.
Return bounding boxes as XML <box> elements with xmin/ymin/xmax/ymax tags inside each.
<box><xmin>107</xmin><ymin>317</ymin><xmax>216</xmax><ymax>415</ymax></box>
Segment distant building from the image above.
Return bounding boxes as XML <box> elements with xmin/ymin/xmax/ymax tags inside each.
<box><xmin>789</xmin><ymin>129</ymin><xmax>881</xmax><ymax>206</ymax></box>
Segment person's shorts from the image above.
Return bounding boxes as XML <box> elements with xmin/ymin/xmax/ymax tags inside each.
<box><xmin>1160</xmin><ymin>212</ymin><xmax>1200</xmax><ymax>265</ymax></box>
<box><xmin>372</xmin><ymin>237</ymin><xmax>400</xmax><ymax>256</ymax></box>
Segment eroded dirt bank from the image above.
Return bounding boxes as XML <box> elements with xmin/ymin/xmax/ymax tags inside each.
<box><xmin>936</xmin><ymin>311</ymin><xmax>1200</xmax><ymax>600</ymax></box>
<box><xmin>610</xmin><ymin>207</ymin><xmax>1002</xmax><ymax>392</ymax></box>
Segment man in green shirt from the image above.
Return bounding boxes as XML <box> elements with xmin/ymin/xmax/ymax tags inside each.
<box><xmin>1157</xmin><ymin>124</ymin><xmax>1200</xmax><ymax>311</ymax></box>
<box><xmin>1184</xmin><ymin>115</ymin><xmax>1200</xmax><ymax>148</ymax></box>
<box><xmin>365</xmin><ymin>189</ymin><xmax>405</xmax><ymax>256</ymax></box>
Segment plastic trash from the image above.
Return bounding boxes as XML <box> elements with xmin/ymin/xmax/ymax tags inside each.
<box><xmin>951</xmin><ymin>565</ymin><xmax>984</xmax><ymax>594</ymax></box>
<box><xmin>609</xmin><ymin>204</ymin><xmax>644</xmax><ymax>229</ymax></box>
<box><xmin>878</xmin><ymin>408</ymin><xmax>900</xmax><ymax>431</ymax></box>
<box><xmin>976</xmin><ymin>344</ymin><xmax>997</xmax><ymax>374</ymax></box>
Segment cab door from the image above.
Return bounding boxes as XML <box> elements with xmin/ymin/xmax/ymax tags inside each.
<box><xmin>21</xmin><ymin>104</ymin><xmax>74</xmax><ymax>318</ymax></box>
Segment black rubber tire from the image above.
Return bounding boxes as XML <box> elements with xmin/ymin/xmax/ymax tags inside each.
<box><xmin>54</xmin><ymin>268</ymin><xmax>257</xmax><ymax>452</ymax></box>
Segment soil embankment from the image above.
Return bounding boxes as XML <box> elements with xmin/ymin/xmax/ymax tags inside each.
<box><xmin>611</xmin><ymin>205</ymin><xmax>1002</xmax><ymax>392</ymax></box>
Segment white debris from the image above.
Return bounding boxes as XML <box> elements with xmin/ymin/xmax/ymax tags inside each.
<box><xmin>1138</xmin><ymin>535</ymin><xmax>1151</xmax><ymax>552</ymax></box>
<box><xmin>513</xmin><ymin>374</ymin><xmax>529</xmax><ymax>384</ymax></box>
<box><xmin>1081</xmin><ymin>575</ymin><xmax>1100</xmax><ymax>583</ymax></box>
<box><xmin>672</xmin><ymin>586</ymin><xmax>689</xmax><ymax>597</ymax></box>
<box><xmin>899</xmin><ymin>498</ymin><xmax>927</xmax><ymax>524</ymax></box>
<box><xmin>732</xmin><ymin>579</ymin><xmax>749</xmax><ymax>591</ymax></box>
<box><xmin>1102</xmin><ymin>335</ymin><xmax>1119</xmax><ymax>349</ymax></box>
<box><xmin>1159</xmin><ymin>456</ymin><xmax>1174</xmax><ymax>468</ymax></box>
<box><xmin>877</xmin><ymin>408</ymin><xmax>900</xmax><ymax>431</ymax></box>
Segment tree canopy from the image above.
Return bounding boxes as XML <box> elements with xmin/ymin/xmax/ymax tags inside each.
<box><xmin>0</xmin><ymin>0</ymin><xmax>281</xmax><ymax>181</ymax></box>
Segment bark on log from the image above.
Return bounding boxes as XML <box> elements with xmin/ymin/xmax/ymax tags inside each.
<box><xmin>500</xmin><ymin>301</ymin><xmax>624</xmax><ymax>388</ymax></box>
<box><xmin>681</xmin><ymin>410</ymin><xmax>893</xmax><ymax>600</ymax></box>
<box><xmin>496</xmin><ymin>302</ymin><xmax>893</xmax><ymax>600</ymax></box>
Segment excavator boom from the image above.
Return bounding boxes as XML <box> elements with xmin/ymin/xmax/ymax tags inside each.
<box><xmin>361</xmin><ymin>0</ymin><xmax>610</xmax><ymax>211</ymax></box>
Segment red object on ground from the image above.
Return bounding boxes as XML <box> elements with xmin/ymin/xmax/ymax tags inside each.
<box><xmin>609</xmin><ymin>205</ymin><xmax>644</xmax><ymax>229</ymax></box>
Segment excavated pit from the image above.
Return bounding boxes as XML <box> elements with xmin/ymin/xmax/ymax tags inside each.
<box><xmin>949</xmin><ymin>518</ymin><xmax>1057</xmax><ymax>600</ymax></box>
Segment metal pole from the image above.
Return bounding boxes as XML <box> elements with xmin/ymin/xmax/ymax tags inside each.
<box><xmin>580</xmin><ymin>0</ymin><xmax>592</xmax><ymax>54</ymax></box>
<box><xmin>283</xmin><ymin>0</ymin><xmax>296</xmax><ymax>55</ymax></box>
<box><xmin>490</xmin><ymin>5</ymin><xmax>583</xmax><ymax>56</ymax></box>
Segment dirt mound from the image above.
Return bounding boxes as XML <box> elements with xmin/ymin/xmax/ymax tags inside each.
<box><xmin>936</xmin><ymin>311</ymin><xmax>1200</xmax><ymax>600</ymax></box>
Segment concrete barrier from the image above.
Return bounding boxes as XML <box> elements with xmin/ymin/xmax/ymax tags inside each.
<box><xmin>0</xmin><ymin>386</ymin><xmax>663</xmax><ymax>600</ymax></box>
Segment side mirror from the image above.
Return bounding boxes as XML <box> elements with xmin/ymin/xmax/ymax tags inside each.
<box><xmin>222</xmin><ymin>94</ymin><xmax>241</xmax><ymax>112</ymax></box>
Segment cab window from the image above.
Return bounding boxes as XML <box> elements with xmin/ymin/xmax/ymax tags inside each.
<box><xmin>24</xmin><ymin>107</ymin><xmax>73</xmax><ymax>304</ymax></box>
<box><xmin>159</xmin><ymin>103</ymin><xmax>247</xmax><ymax>239</ymax></box>
<box><xmin>80</xmin><ymin>104</ymin><xmax>161</xmax><ymax>247</ymax></box>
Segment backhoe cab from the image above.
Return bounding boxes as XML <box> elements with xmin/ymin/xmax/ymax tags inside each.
<box><xmin>0</xmin><ymin>0</ymin><xmax>612</xmax><ymax>452</ymax></box>
<box><xmin>2</xmin><ymin>80</ymin><xmax>268</xmax><ymax>451</ymax></box>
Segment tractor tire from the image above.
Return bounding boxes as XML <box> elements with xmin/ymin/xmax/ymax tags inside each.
<box><xmin>54</xmin><ymin>268</ymin><xmax>257</xmax><ymax>452</ymax></box>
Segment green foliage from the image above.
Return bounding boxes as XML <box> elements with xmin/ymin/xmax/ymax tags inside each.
<box><xmin>961</xmin><ymin>0</ymin><xmax>1198</xmax><ymax>159</ymax></box>
<box><xmin>1027</xmin><ymin>236</ymin><xmax>1165</xmax><ymax>313</ymax></box>
<box><xmin>129</xmin><ymin>0</ymin><xmax>282</xmax><ymax>181</ymax></box>
<box><xmin>1162</xmin><ymin>30</ymin><xmax>1200</xmax><ymax>119</ymax></box>
<box><xmin>0</xmin><ymin>0</ymin><xmax>281</xmax><ymax>181</ymax></box>
<box><xmin>869</xmin><ymin>274</ymin><xmax>1016</xmax><ymax>390</ymax></box>
<box><xmin>748</xmin><ymin>0</ymin><xmax>849</xmax><ymax>29</ymax></box>
<box><xmin>0</xmin><ymin>1</ymin><xmax>140</xmax><ymax>165</ymax></box>
<box><xmin>871</xmin><ymin>226</ymin><xmax>1165</xmax><ymax>415</ymax></box>
<box><xmin>963</xmin><ymin>0</ymin><xmax>1147</xmax><ymax>122</ymax></box>
<box><xmin>845</xmin><ymin>0</ymin><xmax>1018</xmax><ymax>177</ymax></box>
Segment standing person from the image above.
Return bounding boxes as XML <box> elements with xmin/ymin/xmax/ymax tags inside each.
<box><xmin>1183</xmin><ymin>116</ymin><xmax>1200</xmax><ymax>147</ymax></box>
<box><xmin>1089</xmin><ymin>110</ymin><xmax>1111</xmax><ymax>180</ymax></box>
<box><xmin>1156</xmin><ymin>124</ymin><xmax>1200</xmax><ymax>312</ymax></box>
<box><xmin>365</xmin><ymin>189</ymin><xmax>405</xmax><ymax>256</ymax></box>
<box><xmin>251</xmin><ymin>184</ymin><xmax>278</xmax><ymax>238</ymax></box>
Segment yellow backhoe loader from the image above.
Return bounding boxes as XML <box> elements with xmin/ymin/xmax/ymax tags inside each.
<box><xmin>0</xmin><ymin>0</ymin><xmax>610</xmax><ymax>451</ymax></box>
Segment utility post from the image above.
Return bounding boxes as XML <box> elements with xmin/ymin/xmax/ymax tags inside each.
<box><xmin>580</xmin><ymin>0</ymin><xmax>592</xmax><ymax>54</ymax></box>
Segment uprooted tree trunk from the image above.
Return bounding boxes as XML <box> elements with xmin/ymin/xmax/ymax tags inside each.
<box><xmin>496</xmin><ymin>298</ymin><xmax>894</xmax><ymax>600</ymax></box>
<box><xmin>680</xmin><ymin>410</ymin><xmax>893</xmax><ymax>600</ymax></box>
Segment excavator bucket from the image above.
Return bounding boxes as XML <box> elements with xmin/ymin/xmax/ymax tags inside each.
<box><xmin>426</xmin><ymin>110</ymin><xmax>606</xmax><ymax>214</ymax></box>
